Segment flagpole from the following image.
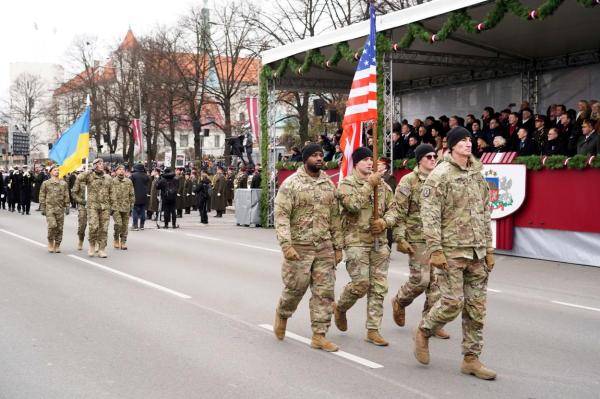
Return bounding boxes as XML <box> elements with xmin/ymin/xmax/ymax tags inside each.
<box><xmin>372</xmin><ymin>120</ymin><xmax>380</xmax><ymax>251</ymax></box>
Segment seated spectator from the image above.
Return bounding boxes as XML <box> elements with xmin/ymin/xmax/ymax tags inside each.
<box><xmin>449</xmin><ymin>115</ymin><xmax>460</xmax><ymax>129</ymax></box>
<box><xmin>481</xmin><ymin>106</ymin><xmax>494</xmax><ymax>131</ymax></box>
<box><xmin>558</xmin><ymin>113</ymin><xmax>580</xmax><ymax>155</ymax></box>
<box><xmin>507</xmin><ymin>112</ymin><xmax>521</xmax><ymax>149</ymax></box>
<box><xmin>521</xmin><ymin>108</ymin><xmax>535</xmax><ymax>134</ymax></box>
<box><xmin>465</xmin><ymin>114</ymin><xmax>476</xmax><ymax>131</ymax></box>
<box><xmin>576</xmin><ymin>120</ymin><xmax>598</xmax><ymax>155</ymax></box>
<box><xmin>377</xmin><ymin>157</ymin><xmax>396</xmax><ymax>193</ymax></box>
<box><xmin>437</xmin><ymin>136</ymin><xmax>449</xmax><ymax>159</ymax></box>
<box><xmin>488</xmin><ymin>118</ymin><xmax>504</xmax><ymax>141</ymax></box>
<box><xmin>424</xmin><ymin>116</ymin><xmax>436</xmax><ymax>127</ymax></box>
<box><xmin>391</xmin><ymin>131</ymin><xmax>403</xmax><ymax>160</ymax></box>
<box><xmin>591</xmin><ymin>101</ymin><xmax>600</xmax><ymax>132</ymax></box>
<box><xmin>575</xmin><ymin>100</ymin><xmax>591</xmax><ymax>127</ymax></box>
<box><xmin>413</xmin><ymin>118</ymin><xmax>423</xmax><ymax>130</ymax></box>
<box><xmin>475</xmin><ymin>137</ymin><xmax>493</xmax><ymax>158</ymax></box>
<box><xmin>430</xmin><ymin>123</ymin><xmax>443</xmax><ymax>150</ymax></box>
<box><xmin>542</xmin><ymin>128</ymin><xmax>567</xmax><ymax>155</ymax></box>
<box><xmin>515</xmin><ymin>127</ymin><xmax>538</xmax><ymax>156</ymax></box>
<box><xmin>332</xmin><ymin>144</ymin><xmax>343</xmax><ymax>163</ymax></box>
<box><xmin>492</xmin><ymin>136</ymin><xmax>509</xmax><ymax>153</ymax></box>
<box><xmin>471</xmin><ymin>120</ymin><xmax>490</xmax><ymax>145</ymax></box>
<box><xmin>289</xmin><ymin>146</ymin><xmax>302</xmax><ymax>162</ymax></box>
<box><xmin>405</xmin><ymin>135</ymin><xmax>419</xmax><ymax>159</ymax></box>
<box><xmin>499</xmin><ymin>108</ymin><xmax>511</xmax><ymax>130</ymax></box>
<box><xmin>439</xmin><ymin>115</ymin><xmax>450</xmax><ymax>134</ymax></box>
<box><xmin>532</xmin><ymin>115</ymin><xmax>548</xmax><ymax>150</ymax></box>
<box><xmin>417</xmin><ymin>125</ymin><xmax>436</xmax><ymax>146</ymax></box>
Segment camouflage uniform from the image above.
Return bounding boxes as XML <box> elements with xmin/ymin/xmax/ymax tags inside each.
<box><xmin>336</xmin><ymin>170</ymin><xmax>398</xmax><ymax>330</ymax></box>
<box><xmin>39</xmin><ymin>177</ymin><xmax>70</xmax><ymax>246</ymax></box>
<box><xmin>78</xmin><ymin>170</ymin><xmax>113</xmax><ymax>251</ymax></box>
<box><xmin>111</xmin><ymin>176</ymin><xmax>135</xmax><ymax>245</ymax></box>
<box><xmin>392</xmin><ymin>167</ymin><xmax>442</xmax><ymax>317</ymax></box>
<box><xmin>275</xmin><ymin>166</ymin><xmax>343</xmax><ymax>334</ymax></box>
<box><xmin>420</xmin><ymin>154</ymin><xmax>493</xmax><ymax>356</ymax></box>
<box><xmin>71</xmin><ymin>173</ymin><xmax>88</xmax><ymax>243</ymax></box>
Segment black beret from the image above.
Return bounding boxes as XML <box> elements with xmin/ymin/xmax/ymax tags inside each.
<box><xmin>447</xmin><ymin>127</ymin><xmax>471</xmax><ymax>151</ymax></box>
<box><xmin>301</xmin><ymin>143</ymin><xmax>323</xmax><ymax>162</ymax></box>
<box><xmin>352</xmin><ymin>146</ymin><xmax>373</xmax><ymax>165</ymax></box>
<box><xmin>415</xmin><ymin>144</ymin><xmax>436</xmax><ymax>163</ymax></box>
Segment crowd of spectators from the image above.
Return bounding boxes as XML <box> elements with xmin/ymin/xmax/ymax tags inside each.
<box><xmin>283</xmin><ymin>99</ymin><xmax>600</xmax><ymax>163</ymax></box>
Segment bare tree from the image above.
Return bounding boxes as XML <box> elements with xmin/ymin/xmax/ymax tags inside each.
<box><xmin>177</xmin><ymin>5</ymin><xmax>212</xmax><ymax>161</ymax></box>
<box><xmin>206</xmin><ymin>2</ymin><xmax>262</xmax><ymax>165</ymax></box>
<box><xmin>4</xmin><ymin>73</ymin><xmax>48</xmax><ymax>153</ymax></box>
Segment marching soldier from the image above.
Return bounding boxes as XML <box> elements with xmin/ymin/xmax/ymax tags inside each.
<box><xmin>71</xmin><ymin>171</ymin><xmax>88</xmax><ymax>250</ymax></box>
<box><xmin>111</xmin><ymin>165</ymin><xmax>135</xmax><ymax>250</ymax></box>
<box><xmin>390</xmin><ymin>144</ymin><xmax>449</xmax><ymax>339</ymax></box>
<box><xmin>77</xmin><ymin>158</ymin><xmax>113</xmax><ymax>258</ymax></box>
<box><xmin>273</xmin><ymin>143</ymin><xmax>343</xmax><ymax>352</ymax></box>
<box><xmin>414</xmin><ymin>127</ymin><xmax>496</xmax><ymax>380</ymax></box>
<box><xmin>39</xmin><ymin>165</ymin><xmax>70</xmax><ymax>253</ymax></box>
<box><xmin>333</xmin><ymin>147</ymin><xmax>398</xmax><ymax>346</ymax></box>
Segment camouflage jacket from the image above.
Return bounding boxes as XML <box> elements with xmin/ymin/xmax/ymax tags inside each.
<box><xmin>39</xmin><ymin>177</ymin><xmax>69</xmax><ymax>212</ymax></box>
<box><xmin>420</xmin><ymin>154</ymin><xmax>492</xmax><ymax>259</ymax></box>
<box><xmin>71</xmin><ymin>173</ymin><xmax>86</xmax><ymax>205</ymax></box>
<box><xmin>274</xmin><ymin>166</ymin><xmax>343</xmax><ymax>250</ymax></box>
<box><xmin>393</xmin><ymin>167</ymin><xmax>428</xmax><ymax>243</ymax></box>
<box><xmin>77</xmin><ymin>170</ymin><xmax>113</xmax><ymax>210</ymax></box>
<box><xmin>111</xmin><ymin>176</ymin><xmax>135</xmax><ymax>212</ymax></box>
<box><xmin>337</xmin><ymin>169</ymin><xmax>398</xmax><ymax>248</ymax></box>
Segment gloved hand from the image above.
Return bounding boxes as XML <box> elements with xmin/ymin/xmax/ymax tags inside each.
<box><xmin>283</xmin><ymin>245</ymin><xmax>300</xmax><ymax>261</ymax></box>
<box><xmin>485</xmin><ymin>249</ymin><xmax>495</xmax><ymax>271</ymax></box>
<box><xmin>64</xmin><ymin>207</ymin><xmax>70</xmax><ymax>216</ymax></box>
<box><xmin>430</xmin><ymin>250</ymin><xmax>448</xmax><ymax>270</ymax></box>
<box><xmin>396</xmin><ymin>239</ymin><xmax>415</xmax><ymax>254</ymax></box>
<box><xmin>370</xmin><ymin>218</ymin><xmax>387</xmax><ymax>234</ymax></box>
<box><xmin>367</xmin><ymin>172</ymin><xmax>382</xmax><ymax>188</ymax></box>
<box><xmin>0</xmin><ymin>194</ymin><xmax>4</xmax><ymax>199</ymax></box>
<box><xmin>41</xmin><ymin>209</ymin><xmax>46</xmax><ymax>216</ymax></box>
<box><xmin>110</xmin><ymin>210</ymin><xmax>114</xmax><ymax>216</ymax></box>
<box><xmin>335</xmin><ymin>249</ymin><xmax>343</xmax><ymax>265</ymax></box>
<box><xmin>217</xmin><ymin>193</ymin><xmax>221</xmax><ymax>197</ymax></box>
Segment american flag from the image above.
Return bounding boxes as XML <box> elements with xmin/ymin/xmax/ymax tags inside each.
<box><xmin>339</xmin><ymin>4</ymin><xmax>377</xmax><ymax>179</ymax></box>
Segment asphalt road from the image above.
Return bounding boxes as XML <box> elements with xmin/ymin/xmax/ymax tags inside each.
<box><xmin>1</xmin><ymin>208</ymin><xmax>599</xmax><ymax>399</ymax></box>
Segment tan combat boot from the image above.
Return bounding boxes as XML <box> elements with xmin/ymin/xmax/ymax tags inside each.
<box><xmin>273</xmin><ymin>311</ymin><xmax>287</xmax><ymax>340</ymax></box>
<box><xmin>461</xmin><ymin>355</ymin><xmax>497</xmax><ymax>380</ymax></box>
<box><xmin>77</xmin><ymin>240</ymin><xmax>84</xmax><ymax>251</ymax></box>
<box><xmin>434</xmin><ymin>328</ymin><xmax>450</xmax><ymax>339</ymax></box>
<box><xmin>47</xmin><ymin>242</ymin><xmax>55</xmax><ymax>253</ymax></box>
<box><xmin>113</xmin><ymin>239</ymin><xmax>121</xmax><ymax>249</ymax></box>
<box><xmin>98</xmin><ymin>247</ymin><xmax>108</xmax><ymax>258</ymax></box>
<box><xmin>54</xmin><ymin>243</ymin><xmax>61</xmax><ymax>253</ymax></box>
<box><xmin>311</xmin><ymin>333</ymin><xmax>338</xmax><ymax>352</ymax></box>
<box><xmin>88</xmin><ymin>242</ymin><xmax>96</xmax><ymax>257</ymax></box>
<box><xmin>366</xmin><ymin>329</ymin><xmax>389</xmax><ymax>346</ymax></box>
<box><xmin>392</xmin><ymin>297</ymin><xmax>405</xmax><ymax>327</ymax></box>
<box><xmin>120</xmin><ymin>241</ymin><xmax>128</xmax><ymax>250</ymax></box>
<box><xmin>413</xmin><ymin>324</ymin><xmax>430</xmax><ymax>365</ymax></box>
<box><xmin>333</xmin><ymin>303</ymin><xmax>347</xmax><ymax>332</ymax></box>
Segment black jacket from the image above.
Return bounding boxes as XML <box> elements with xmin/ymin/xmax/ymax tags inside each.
<box><xmin>542</xmin><ymin>139</ymin><xmax>567</xmax><ymax>156</ymax></box>
<box><xmin>130</xmin><ymin>164</ymin><xmax>150</xmax><ymax>205</ymax></box>
<box><xmin>193</xmin><ymin>177</ymin><xmax>211</xmax><ymax>202</ymax></box>
<box><xmin>515</xmin><ymin>138</ymin><xmax>538</xmax><ymax>156</ymax></box>
<box><xmin>156</xmin><ymin>173</ymin><xmax>178</xmax><ymax>204</ymax></box>
<box><xmin>576</xmin><ymin>132</ymin><xmax>599</xmax><ymax>155</ymax></box>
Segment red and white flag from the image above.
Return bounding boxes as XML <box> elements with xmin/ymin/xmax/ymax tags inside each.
<box><xmin>339</xmin><ymin>4</ymin><xmax>377</xmax><ymax>179</ymax></box>
<box><xmin>246</xmin><ymin>97</ymin><xmax>260</xmax><ymax>142</ymax></box>
<box><xmin>132</xmin><ymin>118</ymin><xmax>143</xmax><ymax>155</ymax></box>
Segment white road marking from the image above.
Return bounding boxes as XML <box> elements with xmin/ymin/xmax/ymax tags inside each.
<box><xmin>488</xmin><ymin>288</ymin><xmax>503</xmax><ymax>293</ymax></box>
<box><xmin>259</xmin><ymin>324</ymin><xmax>384</xmax><ymax>369</ymax></box>
<box><xmin>551</xmin><ymin>301</ymin><xmax>600</xmax><ymax>313</ymax></box>
<box><xmin>186</xmin><ymin>233</ymin><xmax>280</xmax><ymax>252</ymax></box>
<box><xmin>0</xmin><ymin>229</ymin><xmax>46</xmax><ymax>248</ymax></box>
<box><xmin>68</xmin><ymin>255</ymin><xmax>192</xmax><ymax>300</ymax></box>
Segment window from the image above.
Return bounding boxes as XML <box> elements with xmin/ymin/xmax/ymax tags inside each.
<box><xmin>214</xmin><ymin>135</ymin><xmax>221</xmax><ymax>148</ymax></box>
<box><xmin>180</xmin><ymin>134</ymin><xmax>189</xmax><ymax>147</ymax></box>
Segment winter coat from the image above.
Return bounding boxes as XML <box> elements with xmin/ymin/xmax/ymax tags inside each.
<box><xmin>130</xmin><ymin>165</ymin><xmax>150</xmax><ymax>206</ymax></box>
<box><xmin>211</xmin><ymin>174</ymin><xmax>227</xmax><ymax>211</ymax></box>
<box><xmin>156</xmin><ymin>173</ymin><xmax>179</xmax><ymax>205</ymax></box>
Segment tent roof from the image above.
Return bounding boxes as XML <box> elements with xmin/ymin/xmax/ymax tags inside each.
<box><xmin>261</xmin><ymin>0</ymin><xmax>600</xmax><ymax>92</ymax></box>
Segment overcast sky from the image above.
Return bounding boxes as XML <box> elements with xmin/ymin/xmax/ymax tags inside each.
<box><xmin>0</xmin><ymin>0</ymin><xmax>254</xmax><ymax>99</ymax></box>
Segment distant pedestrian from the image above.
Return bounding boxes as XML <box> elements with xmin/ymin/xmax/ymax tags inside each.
<box><xmin>130</xmin><ymin>163</ymin><xmax>150</xmax><ymax>230</ymax></box>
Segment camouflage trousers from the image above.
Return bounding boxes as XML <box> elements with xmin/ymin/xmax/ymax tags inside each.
<box><xmin>394</xmin><ymin>242</ymin><xmax>442</xmax><ymax>318</ymax></box>
<box><xmin>88</xmin><ymin>208</ymin><xmax>110</xmax><ymax>249</ymax></box>
<box><xmin>113</xmin><ymin>211</ymin><xmax>130</xmax><ymax>243</ymax></box>
<box><xmin>422</xmin><ymin>256</ymin><xmax>489</xmax><ymax>356</ymax></box>
<box><xmin>337</xmin><ymin>244</ymin><xmax>390</xmax><ymax>330</ymax></box>
<box><xmin>77</xmin><ymin>205</ymin><xmax>87</xmax><ymax>242</ymax></box>
<box><xmin>276</xmin><ymin>241</ymin><xmax>336</xmax><ymax>334</ymax></box>
<box><xmin>46</xmin><ymin>210</ymin><xmax>65</xmax><ymax>245</ymax></box>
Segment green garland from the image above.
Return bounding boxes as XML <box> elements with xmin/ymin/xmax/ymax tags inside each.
<box><xmin>544</xmin><ymin>155</ymin><xmax>567</xmax><ymax>169</ymax></box>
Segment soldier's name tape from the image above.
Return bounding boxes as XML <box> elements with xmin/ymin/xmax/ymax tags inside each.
<box><xmin>259</xmin><ymin>324</ymin><xmax>384</xmax><ymax>369</ymax></box>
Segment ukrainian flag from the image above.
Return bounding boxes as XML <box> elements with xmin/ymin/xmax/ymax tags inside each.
<box><xmin>50</xmin><ymin>106</ymin><xmax>90</xmax><ymax>177</ymax></box>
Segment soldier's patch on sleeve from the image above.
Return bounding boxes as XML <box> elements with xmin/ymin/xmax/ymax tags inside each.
<box><xmin>422</xmin><ymin>187</ymin><xmax>431</xmax><ymax>198</ymax></box>
<box><xmin>399</xmin><ymin>186</ymin><xmax>411</xmax><ymax>196</ymax></box>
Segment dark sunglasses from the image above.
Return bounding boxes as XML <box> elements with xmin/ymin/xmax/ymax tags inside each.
<box><xmin>424</xmin><ymin>154</ymin><xmax>438</xmax><ymax>160</ymax></box>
